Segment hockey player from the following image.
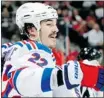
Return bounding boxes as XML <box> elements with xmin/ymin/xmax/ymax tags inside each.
<box><xmin>77</xmin><ymin>47</ymin><xmax>103</xmax><ymax>97</ymax></box>
<box><xmin>2</xmin><ymin>2</ymin><xmax>104</xmax><ymax>97</ymax></box>
<box><xmin>52</xmin><ymin>47</ymin><xmax>104</xmax><ymax>97</ymax></box>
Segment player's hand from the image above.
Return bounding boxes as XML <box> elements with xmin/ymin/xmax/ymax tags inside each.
<box><xmin>66</xmin><ymin>50</ymin><xmax>79</xmax><ymax>62</ymax></box>
<box><xmin>52</xmin><ymin>48</ymin><xmax>65</xmax><ymax>67</ymax></box>
<box><xmin>94</xmin><ymin>66</ymin><xmax>104</xmax><ymax>91</ymax></box>
<box><xmin>80</xmin><ymin>62</ymin><xmax>104</xmax><ymax>91</ymax></box>
<box><xmin>62</xmin><ymin>60</ymin><xmax>83</xmax><ymax>89</ymax></box>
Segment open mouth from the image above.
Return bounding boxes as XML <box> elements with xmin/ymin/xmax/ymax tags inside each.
<box><xmin>49</xmin><ymin>36</ymin><xmax>57</xmax><ymax>41</ymax></box>
<box><xmin>49</xmin><ymin>34</ymin><xmax>57</xmax><ymax>39</ymax></box>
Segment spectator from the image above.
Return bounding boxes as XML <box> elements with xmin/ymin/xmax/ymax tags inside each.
<box><xmin>83</xmin><ymin>23</ymin><xmax>104</xmax><ymax>49</ymax></box>
<box><xmin>1</xmin><ymin>1</ymin><xmax>16</xmax><ymax>44</ymax></box>
<box><xmin>82</xmin><ymin>1</ymin><xmax>96</xmax><ymax>9</ymax></box>
<box><xmin>2</xmin><ymin>1</ymin><xmax>13</xmax><ymax>18</ymax></box>
<box><xmin>1</xmin><ymin>6</ymin><xmax>11</xmax><ymax>44</ymax></box>
<box><xmin>72</xmin><ymin>9</ymin><xmax>87</xmax><ymax>35</ymax></box>
<box><xmin>95</xmin><ymin>1</ymin><xmax>104</xmax><ymax>19</ymax></box>
<box><xmin>95</xmin><ymin>7</ymin><xmax>104</xmax><ymax>19</ymax></box>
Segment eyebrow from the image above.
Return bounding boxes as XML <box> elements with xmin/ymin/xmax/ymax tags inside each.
<box><xmin>42</xmin><ymin>19</ymin><xmax>57</xmax><ymax>24</ymax></box>
<box><xmin>45</xmin><ymin>19</ymin><xmax>53</xmax><ymax>22</ymax></box>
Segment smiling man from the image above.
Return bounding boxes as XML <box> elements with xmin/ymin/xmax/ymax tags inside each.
<box><xmin>2</xmin><ymin>2</ymin><xmax>104</xmax><ymax>97</ymax></box>
<box><xmin>39</xmin><ymin>19</ymin><xmax>58</xmax><ymax>48</ymax></box>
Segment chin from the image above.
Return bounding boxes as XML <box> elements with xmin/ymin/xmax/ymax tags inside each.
<box><xmin>49</xmin><ymin>44</ymin><xmax>56</xmax><ymax>49</ymax></box>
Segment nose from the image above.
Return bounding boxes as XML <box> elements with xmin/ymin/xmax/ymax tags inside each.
<box><xmin>53</xmin><ymin>25</ymin><xmax>59</xmax><ymax>33</ymax></box>
<box><xmin>56</xmin><ymin>26</ymin><xmax>59</xmax><ymax>33</ymax></box>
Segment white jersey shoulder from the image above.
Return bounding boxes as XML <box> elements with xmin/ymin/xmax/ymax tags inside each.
<box><xmin>3</xmin><ymin>40</ymin><xmax>56</xmax><ymax>70</ymax></box>
<box><xmin>2</xmin><ymin>42</ymin><xmax>13</xmax><ymax>58</ymax></box>
<box><xmin>2</xmin><ymin>40</ymin><xmax>53</xmax><ymax>62</ymax></box>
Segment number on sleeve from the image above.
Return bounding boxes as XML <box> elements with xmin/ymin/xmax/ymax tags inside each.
<box><xmin>28</xmin><ymin>53</ymin><xmax>48</xmax><ymax>67</ymax></box>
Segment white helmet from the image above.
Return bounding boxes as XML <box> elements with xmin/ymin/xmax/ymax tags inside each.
<box><xmin>16</xmin><ymin>2</ymin><xmax>58</xmax><ymax>33</ymax></box>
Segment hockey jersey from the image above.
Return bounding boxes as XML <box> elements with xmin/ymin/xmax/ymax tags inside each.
<box><xmin>2</xmin><ymin>40</ymin><xmax>57</xmax><ymax>97</ymax></box>
<box><xmin>2</xmin><ymin>40</ymin><xmax>104</xmax><ymax>97</ymax></box>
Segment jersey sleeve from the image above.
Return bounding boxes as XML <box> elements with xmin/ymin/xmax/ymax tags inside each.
<box><xmin>2</xmin><ymin>41</ymin><xmax>36</xmax><ymax>62</ymax></box>
<box><xmin>11</xmin><ymin>66</ymin><xmax>57</xmax><ymax>96</ymax></box>
<box><xmin>1</xmin><ymin>42</ymin><xmax>13</xmax><ymax>58</ymax></box>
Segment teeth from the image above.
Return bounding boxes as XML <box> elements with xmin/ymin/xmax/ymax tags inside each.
<box><xmin>49</xmin><ymin>35</ymin><xmax>56</xmax><ymax>38</ymax></box>
<box><xmin>50</xmin><ymin>36</ymin><xmax>55</xmax><ymax>38</ymax></box>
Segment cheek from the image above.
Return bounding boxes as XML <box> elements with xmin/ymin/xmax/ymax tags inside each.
<box><xmin>41</xmin><ymin>28</ymin><xmax>50</xmax><ymax>38</ymax></box>
<box><xmin>40</xmin><ymin>30</ymin><xmax>49</xmax><ymax>42</ymax></box>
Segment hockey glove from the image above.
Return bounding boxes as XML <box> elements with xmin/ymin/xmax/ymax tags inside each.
<box><xmin>62</xmin><ymin>60</ymin><xmax>83</xmax><ymax>89</ymax></box>
<box><xmin>80</xmin><ymin>62</ymin><xmax>104</xmax><ymax>91</ymax></box>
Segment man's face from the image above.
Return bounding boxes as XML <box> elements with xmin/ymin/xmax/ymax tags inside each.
<box><xmin>40</xmin><ymin>19</ymin><xmax>59</xmax><ymax>48</ymax></box>
<box><xmin>94</xmin><ymin>24</ymin><xmax>100</xmax><ymax>32</ymax></box>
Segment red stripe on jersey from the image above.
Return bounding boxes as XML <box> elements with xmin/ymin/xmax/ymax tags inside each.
<box><xmin>10</xmin><ymin>67</ymin><xmax>28</xmax><ymax>88</ymax></box>
<box><xmin>2</xmin><ymin>82</ymin><xmax>12</xmax><ymax>97</ymax></box>
<box><xmin>22</xmin><ymin>40</ymin><xmax>27</xmax><ymax>44</ymax></box>
<box><xmin>28</xmin><ymin>40</ymin><xmax>36</xmax><ymax>49</ymax></box>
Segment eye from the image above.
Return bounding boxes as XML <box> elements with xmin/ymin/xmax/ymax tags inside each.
<box><xmin>46</xmin><ymin>23</ymin><xmax>53</xmax><ymax>26</ymax></box>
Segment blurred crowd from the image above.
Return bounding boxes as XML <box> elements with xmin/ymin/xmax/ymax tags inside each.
<box><xmin>1</xmin><ymin>1</ymin><xmax>104</xmax><ymax>64</ymax></box>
